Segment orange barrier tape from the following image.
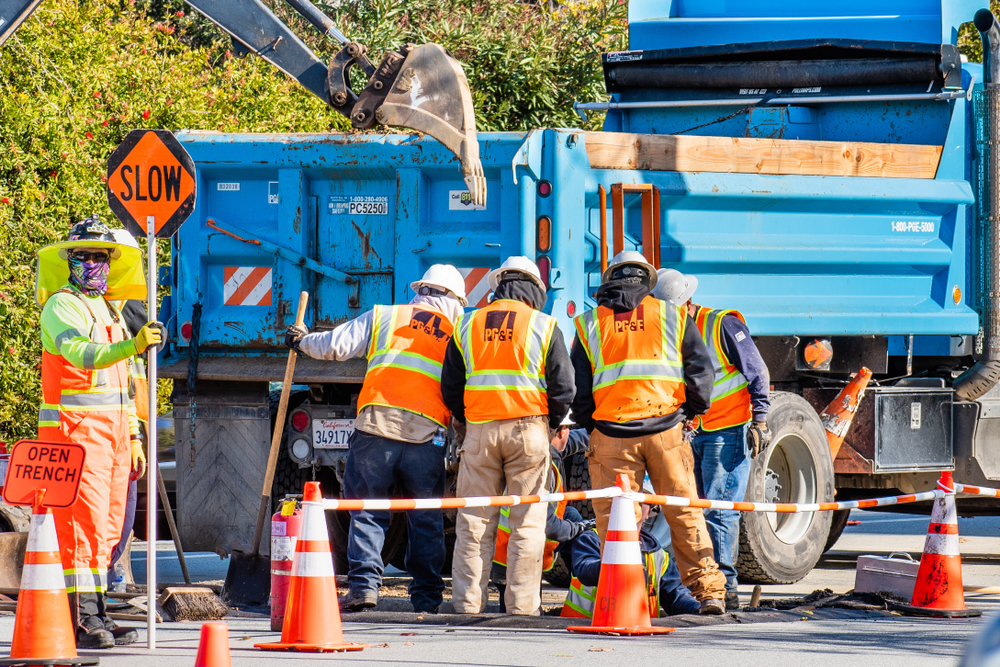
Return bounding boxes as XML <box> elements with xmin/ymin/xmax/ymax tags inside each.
<box><xmin>320</xmin><ymin>487</ymin><xmax>619</xmax><ymax>511</ymax></box>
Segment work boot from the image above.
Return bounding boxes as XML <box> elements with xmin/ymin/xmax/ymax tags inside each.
<box><xmin>339</xmin><ymin>590</ymin><xmax>378</xmax><ymax>611</ymax></box>
<box><xmin>104</xmin><ymin>618</ymin><xmax>139</xmax><ymax>646</ymax></box>
<box><xmin>725</xmin><ymin>591</ymin><xmax>740</xmax><ymax>610</ymax></box>
<box><xmin>76</xmin><ymin>616</ymin><xmax>114</xmax><ymax>649</ymax></box>
<box><xmin>699</xmin><ymin>598</ymin><xmax>725</xmax><ymax>615</ymax></box>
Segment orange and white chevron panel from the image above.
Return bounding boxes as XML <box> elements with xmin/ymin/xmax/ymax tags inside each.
<box><xmin>223</xmin><ymin>266</ymin><xmax>273</xmax><ymax>306</ymax></box>
<box><xmin>458</xmin><ymin>267</ymin><xmax>492</xmax><ymax>308</ymax></box>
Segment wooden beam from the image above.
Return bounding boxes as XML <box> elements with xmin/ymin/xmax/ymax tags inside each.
<box><xmin>585</xmin><ymin>132</ymin><xmax>942</xmax><ymax>179</ymax></box>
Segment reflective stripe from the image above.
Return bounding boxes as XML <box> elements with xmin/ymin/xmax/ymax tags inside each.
<box><xmin>466</xmin><ymin>372</ymin><xmax>546</xmax><ymax>391</ymax></box>
<box><xmin>81</xmin><ymin>343</ymin><xmax>101</xmax><ymax>370</ymax></box>
<box><xmin>713</xmin><ymin>369</ymin><xmax>748</xmax><ymax>401</ymax></box>
<box><xmin>578</xmin><ymin>310</ymin><xmax>602</xmax><ymax>369</ymax></box>
<box><xmin>26</xmin><ymin>515</ymin><xmax>59</xmax><ymax>553</ymax></box>
<box><xmin>592</xmin><ymin>360</ymin><xmax>683</xmax><ymax>390</ymax></box>
<box><xmin>563</xmin><ymin>578</ymin><xmax>596</xmax><ymax>618</ymax></box>
<box><xmin>64</xmin><ymin>568</ymin><xmax>105</xmax><ymax>594</ymax></box>
<box><xmin>291</xmin><ymin>550</ymin><xmax>336</xmax><ymax>578</ymax></box>
<box><xmin>20</xmin><ymin>564</ymin><xmax>66</xmax><ymax>591</ymax></box>
<box><xmin>601</xmin><ymin>540</ymin><xmax>642</xmax><ymax>565</ymax></box>
<box><xmin>94</xmin><ymin>368</ymin><xmax>109</xmax><ymax>389</ymax></box>
<box><xmin>923</xmin><ymin>534</ymin><xmax>961</xmax><ymax>556</ymax></box>
<box><xmin>368</xmin><ymin>349</ymin><xmax>443</xmax><ymax>379</ymax></box>
<box><xmin>53</xmin><ymin>327</ymin><xmax>86</xmax><ymax>349</ymax></box>
<box><xmin>37</xmin><ymin>408</ymin><xmax>60</xmax><ymax>424</ymax></box>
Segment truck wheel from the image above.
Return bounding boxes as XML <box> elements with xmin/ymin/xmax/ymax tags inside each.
<box><xmin>564</xmin><ymin>452</ymin><xmax>594</xmax><ymax>520</ymax></box>
<box><xmin>736</xmin><ymin>391</ymin><xmax>834</xmax><ymax>584</ymax></box>
<box><xmin>824</xmin><ymin>509</ymin><xmax>850</xmax><ymax>552</ymax></box>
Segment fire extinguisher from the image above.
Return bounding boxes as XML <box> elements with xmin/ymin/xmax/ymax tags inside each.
<box><xmin>270</xmin><ymin>498</ymin><xmax>302</xmax><ymax>631</ymax></box>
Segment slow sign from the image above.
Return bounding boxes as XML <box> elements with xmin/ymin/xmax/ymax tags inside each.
<box><xmin>106</xmin><ymin>129</ymin><xmax>196</xmax><ymax>239</ymax></box>
<box><xmin>2</xmin><ymin>441</ymin><xmax>86</xmax><ymax>508</ymax></box>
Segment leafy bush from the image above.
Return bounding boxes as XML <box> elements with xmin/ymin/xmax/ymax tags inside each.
<box><xmin>0</xmin><ymin>0</ymin><xmax>624</xmax><ymax>440</ymax></box>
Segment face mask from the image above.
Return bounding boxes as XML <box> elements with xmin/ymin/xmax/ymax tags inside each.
<box><xmin>68</xmin><ymin>254</ymin><xmax>110</xmax><ymax>296</ymax></box>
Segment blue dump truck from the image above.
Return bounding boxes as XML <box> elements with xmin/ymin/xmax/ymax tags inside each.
<box><xmin>155</xmin><ymin>0</ymin><xmax>1000</xmax><ymax>584</ymax></box>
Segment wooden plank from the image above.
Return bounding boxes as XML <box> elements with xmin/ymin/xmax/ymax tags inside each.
<box><xmin>585</xmin><ymin>132</ymin><xmax>942</xmax><ymax>179</ymax></box>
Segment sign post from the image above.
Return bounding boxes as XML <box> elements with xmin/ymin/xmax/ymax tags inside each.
<box><xmin>107</xmin><ymin>129</ymin><xmax>196</xmax><ymax>649</ymax></box>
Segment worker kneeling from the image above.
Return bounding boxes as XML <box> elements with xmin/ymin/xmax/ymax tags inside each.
<box><xmin>442</xmin><ymin>257</ymin><xmax>575</xmax><ymax>615</ymax></box>
<box><xmin>285</xmin><ymin>264</ymin><xmax>467</xmax><ymax>614</ymax></box>
<box><xmin>36</xmin><ymin>217</ymin><xmax>159</xmax><ymax>648</ymax></box>
<box><xmin>561</xmin><ymin>504</ymin><xmax>700</xmax><ymax>619</ymax></box>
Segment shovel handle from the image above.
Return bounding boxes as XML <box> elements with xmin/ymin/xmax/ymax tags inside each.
<box><xmin>251</xmin><ymin>291</ymin><xmax>309</xmax><ymax>555</ymax></box>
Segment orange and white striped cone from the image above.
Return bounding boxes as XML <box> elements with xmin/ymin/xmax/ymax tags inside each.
<box><xmin>893</xmin><ymin>471</ymin><xmax>981</xmax><ymax>618</ymax></box>
<box><xmin>567</xmin><ymin>474</ymin><xmax>675</xmax><ymax>636</ymax></box>
<box><xmin>820</xmin><ymin>366</ymin><xmax>872</xmax><ymax>460</ymax></box>
<box><xmin>255</xmin><ymin>482</ymin><xmax>367</xmax><ymax>653</ymax></box>
<box><xmin>0</xmin><ymin>489</ymin><xmax>98</xmax><ymax>666</ymax></box>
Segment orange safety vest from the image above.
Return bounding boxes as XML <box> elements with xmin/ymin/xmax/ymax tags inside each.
<box><xmin>493</xmin><ymin>462</ymin><xmax>566</xmax><ymax>571</ymax></box>
<box><xmin>455</xmin><ymin>299</ymin><xmax>556</xmax><ymax>423</ymax></box>
<box><xmin>574</xmin><ymin>296</ymin><xmax>686</xmax><ymax>423</ymax></box>
<box><xmin>357</xmin><ymin>304</ymin><xmax>454</xmax><ymax>427</ymax></box>
<box><xmin>693</xmin><ymin>307</ymin><xmax>752</xmax><ymax>431</ymax></box>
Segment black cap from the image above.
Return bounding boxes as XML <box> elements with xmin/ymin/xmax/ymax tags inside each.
<box><xmin>67</xmin><ymin>216</ymin><xmax>115</xmax><ymax>244</ymax></box>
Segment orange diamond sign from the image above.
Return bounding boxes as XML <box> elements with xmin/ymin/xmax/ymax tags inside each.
<box><xmin>107</xmin><ymin>129</ymin><xmax>196</xmax><ymax>238</ymax></box>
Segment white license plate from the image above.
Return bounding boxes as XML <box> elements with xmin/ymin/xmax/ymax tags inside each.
<box><xmin>312</xmin><ymin>418</ymin><xmax>354</xmax><ymax>449</ymax></box>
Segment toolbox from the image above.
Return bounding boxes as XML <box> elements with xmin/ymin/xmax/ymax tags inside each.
<box><xmin>854</xmin><ymin>552</ymin><xmax>920</xmax><ymax>600</ymax></box>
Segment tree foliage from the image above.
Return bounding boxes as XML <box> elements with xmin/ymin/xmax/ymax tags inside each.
<box><xmin>0</xmin><ymin>0</ymin><xmax>625</xmax><ymax>440</ymax></box>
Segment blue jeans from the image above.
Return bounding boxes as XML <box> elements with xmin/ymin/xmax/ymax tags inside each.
<box><xmin>690</xmin><ymin>424</ymin><xmax>750</xmax><ymax>593</ymax></box>
<box><xmin>343</xmin><ymin>429</ymin><xmax>446</xmax><ymax>611</ymax></box>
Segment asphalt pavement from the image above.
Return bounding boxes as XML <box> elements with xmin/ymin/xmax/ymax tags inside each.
<box><xmin>0</xmin><ymin>508</ymin><xmax>994</xmax><ymax>666</ymax></box>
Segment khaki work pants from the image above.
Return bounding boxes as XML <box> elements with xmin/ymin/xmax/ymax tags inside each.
<box><xmin>452</xmin><ymin>416</ymin><xmax>550</xmax><ymax>615</ymax></box>
<box><xmin>588</xmin><ymin>425</ymin><xmax>727</xmax><ymax>602</ymax></box>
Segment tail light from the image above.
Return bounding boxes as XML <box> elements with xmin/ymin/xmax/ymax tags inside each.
<box><xmin>290</xmin><ymin>410</ymin><xmax>310</xmax><ymax>432</ymax></box>
<box><xmin>536</xmin><ymin>215</ymin><xmax>552</xmax><ymax>252</ymax></box>
<box><xmin>180</xmin><ymin>321</ymin><xmax>193</xmax><ymax>343</ymax></box>
<box><xmin>537</xmin><ymin>180</ymin><xmax>552</xmax><ymax>197</ymax></box>
<box><xmin>536</xmin><ymin>255</ymin><xmax>551</xmax><ymax>288</ymax></box>
<box><xmin>567</xmin><ymin>300</ymin><xmax>576</xmax><ymax>317</ymax></box>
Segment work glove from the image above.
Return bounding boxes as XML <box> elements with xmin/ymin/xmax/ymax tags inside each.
<box><xmin>284</xmin><ymin>324</ymin><xmax>309</xmax><ymax>350</ymax></box>
<box><xmin>134</xmin><ymin>321</ymin><xmax>165</xmax><ymax>354</ymax></box>
<box><xmin>747</xmin><ymin>421</ymin><xmax>771</xmax><ymax>458</ymax></box>
<box><xmin>130</xmin><ymin>438</ymin><xmax>147</xmax><ymax>481</ymax></box>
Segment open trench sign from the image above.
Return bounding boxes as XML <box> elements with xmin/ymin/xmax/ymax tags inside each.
<box><xmin>106</xmin><ymin>129</ymin><xmax>196</xmax><ymax>238</ymax></box>
<box><xmin>2</xmin><ymin>441</ymin><xmax>86</xmax><ymax>508</ymax></box>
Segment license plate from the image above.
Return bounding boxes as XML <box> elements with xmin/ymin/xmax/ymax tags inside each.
<box><xmin>312</xmin><ymin>418</ymin><xmax>353</xmax><ymax>449</ymax></box>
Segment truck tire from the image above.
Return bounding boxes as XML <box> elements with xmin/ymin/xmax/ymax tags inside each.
<box><xmin>824</xmin><ymin>509</ymin><xmax>850</xmax><ymax>552</ymax></box>
<box><xmin>564</xmin><ymin>451</ymin><xmax>595</xmax><ymax>520</ymax></box>
<box><xmin>543</xmin><ymin>552</ymin><xmax>572</xmax><ymax>588</ymax></box>
<box><xmin>736</xmin><ymin>391</ymin><xmax>834</xmax><ymax>584</ymax></box>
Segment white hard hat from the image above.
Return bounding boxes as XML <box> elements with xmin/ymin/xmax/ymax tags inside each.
<box><xmin>410</xmin><ymin>263</ymin><xmax>468</xmax><ymax>307</ymax></box>
<box><xmin>111</xmin><ymin>228</ymin><xmax>140</xmax><ymax>250</ymax></box>
<box><xmin>487</xmin><ymin>256</ymin><xmax>545</xmax><ymax>292</ymax></box>
<box><xmin>652</xmin><ymin>268</ymin><xmax>698</xmax><ymax>306</ymax></box>
<box><xmin>601</xmin><ymin>250</ymin><xmax>657</xmax><ymax>289</ymax></box>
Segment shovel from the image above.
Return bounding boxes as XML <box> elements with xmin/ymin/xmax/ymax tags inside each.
<box><xmin>221</xmin><ymin>291</ymin><xmax>309</xmax><ymax>606</ymax></box>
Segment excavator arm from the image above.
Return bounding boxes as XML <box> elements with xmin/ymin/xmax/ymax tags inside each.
<box><xmin>0</xmin><ymin>0</ymin><xmax>486</xmax><ymax>205</ymax></box>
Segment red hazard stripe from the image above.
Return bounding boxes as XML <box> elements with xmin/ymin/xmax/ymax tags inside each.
<box><xmin>24</xmin><ymin>551</ymin><xmax>61</xmax><ymax>565</ymax></box>
<box><xmin>224</xmin><ymin>266</ymin><xmax>237</xmax><ymax>283</ymax></box>
<box><xmin>928</xmin><ymin>522</ymin><xmax>959</xmax><ymax>534</ymax></box>
<box><xmin>606</xmin><ymin>529</ymin><xmax>638</xmax><ymax>542</ymax></box>
<box><xmin>295</xmin><ymin>540</ymin><xmax>331</xmax><ymax>553</ymax></box>
<box><xmin>228</xmin><ymin>266</ymin><xmax>270</xmax><ymax>305</ymax></box>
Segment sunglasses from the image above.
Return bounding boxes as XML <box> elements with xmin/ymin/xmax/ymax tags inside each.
<box><xmin>71</xmin><ymin>251</ymin><xmax>110</xmax><ymax>263</ymax></box>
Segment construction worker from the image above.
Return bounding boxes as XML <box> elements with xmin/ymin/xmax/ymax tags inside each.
<box><xmin>36</xmin><ymin>217</ymin><xmax>159</xmax><ymax>648</ymax></box>
<box><xmin>654</xmin><ymin>268</ymin><xmax>770</xmax><ymax>610</ymax></box>
<box><xmin>284</xmin><ymin>264</ymin><xmax>467</xmax><ymax>614</ymax></box>
<box><xmin>561</xmin><ymin>504</ymin><xmax>701</xmax><ymax>619</ymax></box>
<box><xmin>441</xmin><ymin>256</ymin><xmax>575</xmax><ymax>615</ymax></box>
<box><xmin>570</xmin><ymin>250</ymin><xmax>727</xmax><ymax>614</ymax></box>
<box><xmin>490</xmin><ymin>417</ymin><xmax>589</xmax><ymax>611</ymax></box>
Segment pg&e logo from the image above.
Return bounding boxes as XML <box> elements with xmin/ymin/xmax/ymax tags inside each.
<box><xmin>613</xmin><ymin>305</ymin><xmax>645</xmax><ymax>334</ymax></box>
<box><xmin>409</xmin><ymin>310</ymin><xmax>449</xmax><ymax>342</ymax></box>
<box><xmin>484</xmin><ymin>311</ymin><xmax>516</xmax><ymax>342</ymax></box>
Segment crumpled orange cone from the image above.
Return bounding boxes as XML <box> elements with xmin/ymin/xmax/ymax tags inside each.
<box><xmin>820</xmin><ymin>366</ymin><xmax>872</xmax><ymax>460</ymax></box>
<box><xmin>255</xmin><ymin>482</ymin><xmax>367</xmax><ymax>652</ymax></box>
<box><xmin>567</xmin><ymin>473</ymin><xmax>675</xmax><ymax>636</ymax></box>
<box><xmin>195</xmin><ymin>622</ymin><xmax>232</xmax><ymax>667</ymax></box>
<box><xmin>893</xmin><ymin>471</ymin><xmax>981</xmax><ymax>618</ymax></box>
<box><xmin>0</xmin><ymin>489</ymin><xmax>97</xmax><ymax>666</ymax></box>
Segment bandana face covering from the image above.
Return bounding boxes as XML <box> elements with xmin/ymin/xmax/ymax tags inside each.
<box><xmin>68</xmin><ymin>254</ymin><xmax>111</xmax><ymax>296</ymax></box>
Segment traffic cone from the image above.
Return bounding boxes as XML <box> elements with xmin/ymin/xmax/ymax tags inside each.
<box><xmin>893</xmin><ymin>472</ymin><xmax>982</xmax><ymax>618</ymax></box>
<box><xmin>255</xmin><ymin>482</ymin><xmax>367</xmax><ymax>652</ymax></box>
<box><xmin>820</xmin><ymin>366</ymin><xmax>872</xmax><ymax>460</ymax></box>
<box><xmin>567</xmin><ymin>473</ymin><xmax>675</xmax><ymax>636</ymax></box>
<box><xmin>195</xmin><ymin>622</ymin><xmax>232</xmax><ymax>667</ymax></box>
<box><xmin>1</xmin><ymin>489</ymin><xmax>97</xmax><ymax>666</ymax></box>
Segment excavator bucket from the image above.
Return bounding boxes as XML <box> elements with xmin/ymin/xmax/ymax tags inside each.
<box><xmin>184</xmin><ymin>0</ymin><xmax>486</xmax><ymax>206</ymax></box>
<box><xmin>376</xmin><ymin>44</ymin><xmax>485</xmax><ymax>207</ymax></box>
